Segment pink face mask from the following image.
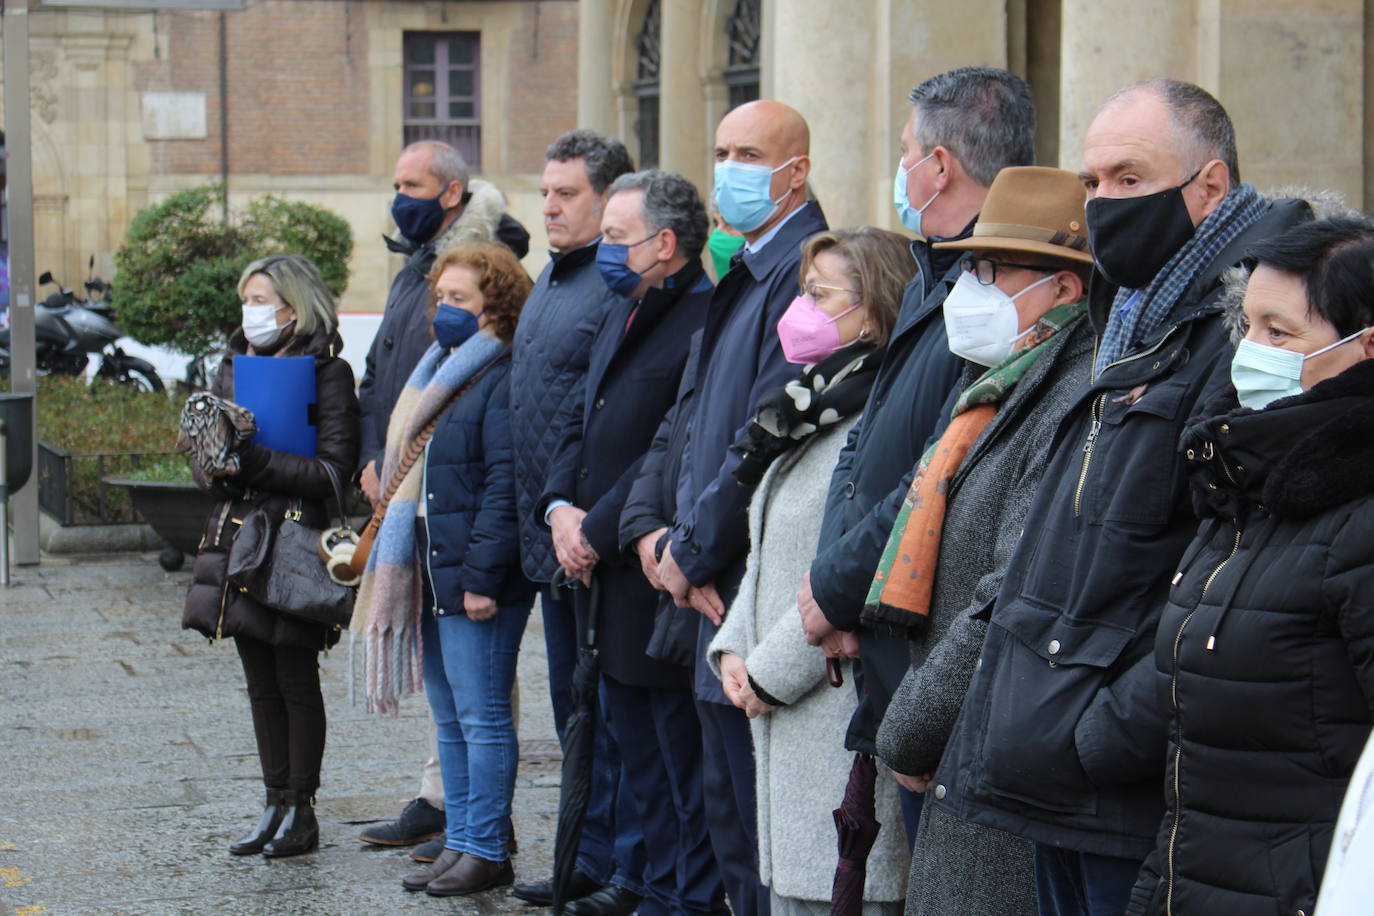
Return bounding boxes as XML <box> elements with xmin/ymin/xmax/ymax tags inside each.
<box><xmin>777</xmin><ymin>296</ymin><xmax>861</xmax><ymax>364</ymax></box>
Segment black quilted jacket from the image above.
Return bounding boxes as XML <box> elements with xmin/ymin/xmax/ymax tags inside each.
<box><xmin>1128</xmin><ymin>360</ymin><xmax>1374</xmax><ymax>916</ymax></box>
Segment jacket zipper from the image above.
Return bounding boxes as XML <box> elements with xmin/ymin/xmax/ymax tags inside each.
<box><xmin>1165</xmin><ymin>526</ymin><xmax>1241</xmax><ymax>915</ymax></box>
<box><xmin>1073</xmin><ymin>393</ymin><xmax>1106</xmax><ymax>517</ymax></box>
<box><xmin>214</xmin><ymin>581</ymin><xmax>229</xmax><ymax>641</ymax></box>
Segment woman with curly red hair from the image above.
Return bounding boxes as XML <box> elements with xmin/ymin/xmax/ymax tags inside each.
<box><xmin>351</xmin><ymin>241</ymin><xmax>535</xmax><ymax>897</ymax></box>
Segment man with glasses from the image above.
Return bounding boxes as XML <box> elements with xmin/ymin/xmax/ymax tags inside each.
<box><xmin>797</xmin><ymin>66</ymin><xmax>1036</xmax><ymax>849</ymax></box>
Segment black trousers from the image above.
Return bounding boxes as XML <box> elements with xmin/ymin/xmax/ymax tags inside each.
<box><xmin>602</xmin><ymin>675</ymin><xmax>725</xmax><ymax>916</ymax></box>
<box><xmin>234</xmin><ymin>635</ymin><xmax>326</xmax><ymax>795</ymax></box>
<box><xmin>696</xmin><ymin>699</ymin><xmax>770</xmax><ymax>916</ymax></box>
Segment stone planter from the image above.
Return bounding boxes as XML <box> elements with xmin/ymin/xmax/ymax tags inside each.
<box><xmin>104</xmin><ymin>477</ymin><xmax>216</xmax><ymax>570</ymax></box>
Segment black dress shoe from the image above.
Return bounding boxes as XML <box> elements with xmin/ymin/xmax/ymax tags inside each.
<box><xmin>426</xmin><ymin>853</ymin><xmax>514</xmax><ymax>897</ymax></box>
<box><xmin>229</xmin><ymin>788</ymin><xmax>287</xmax><ymax>856</ymax></box>
<box><xmin>358</xmin><ymin>797</ymin><xmax>445</xmax><ymax>846</ymax></box>
<box><xmin>402</xmin><ymin>847</ymin><xmax>462</xmax><ymax>891</ymax></box>
<box><xmin>564</xmin><ymin>885</ymin><xmax>643</xmax><ymax>916</ymax></box>
<box><xmin>262</xmin><ymin>792</ymin><xmax>319</xmax><ymax>858</ymax></box>
<box><xmin>511</xmin><ymin>868</ymin><xmax>602</xmax><ymax>905</ymax></box>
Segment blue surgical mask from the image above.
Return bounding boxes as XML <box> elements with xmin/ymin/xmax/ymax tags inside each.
<box><xmin>1231</xmin><ymin>328</ymin><xmax>1369</xmax><ymax>410</ymax></box>
<box><xmin>596</xmin><ymin>234</ymin><xmax>658</xmax><ymax>297</ymax></box>
<box><xmin>433</xmin><ymin>304</ymin><xmax>482</xmax><ymax>350</ymax></box>
<box><xmin>892</xmin><ymin>153</ymin><xmax>938</xmax><ymax>235</ymax></box>
<box><xmin>713</xmin><ymin>156</ymin><xmax>798</xmax><ymax>234</ymax></box>
<box><xmin>392</xmin><ymin>191</ymin><xmax>449</xmax><ymax>245</ymax></box>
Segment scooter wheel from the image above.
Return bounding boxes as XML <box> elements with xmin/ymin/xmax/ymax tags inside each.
<box><xmin>159</xmin><ymin>546</ymin><xmax>186</xmax><ymax>572</ymax></box>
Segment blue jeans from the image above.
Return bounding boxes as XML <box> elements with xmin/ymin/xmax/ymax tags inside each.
<box><xmin>1033</xmin><ymin>843</ymin><xmax>1142</xmax><ymax>916</ymax></box>
<box><xmin>421</xmin><ymin>601</ymin><xmax>531</xmax><ymax>862</ymax></box>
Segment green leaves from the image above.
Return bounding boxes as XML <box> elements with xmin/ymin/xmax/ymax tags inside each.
<box><xmin>111</xmin><ymin>185</ymin><xmax>353</xmax><ymax>360</ymax></box>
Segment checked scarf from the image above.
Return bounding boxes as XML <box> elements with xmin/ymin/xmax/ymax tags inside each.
<box><xmin>350</xmin><ymin>333</ymin><xmax>506</xmax><ymax>714</ymax></box>
<box><xmin>861</xmin><ymin>300</ymin><xmax>1086</xmax><ymax>638</ymax></box>
<box><xmin>1094</xmin><ymin>183</ymin><xmax>1264</xmax><ymax>377</ymax></box>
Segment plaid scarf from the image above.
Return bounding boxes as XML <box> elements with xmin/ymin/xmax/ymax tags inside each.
<box><xmin>861</xmin><ymin>300</ymin><xmax>1086</xmax><ymax>638</ymax></box>
<box><xmin>1094</xmin><ymin>183</ymin><xmax>1264</xmax><ymax>377</ymax></box>
<box><xmin>350</xmin><ymin>334</ymin><xmax>506</xmax><ymax>715</ymax></box>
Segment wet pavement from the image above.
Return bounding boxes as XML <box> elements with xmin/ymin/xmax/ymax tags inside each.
<box><xmin>0</xmin><ymin>553</ymin><xmax>562</xmax><ymax>915</ymax></box>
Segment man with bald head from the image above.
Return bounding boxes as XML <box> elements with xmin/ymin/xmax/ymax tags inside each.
<box><xmin>644</xmin><ymin>99</ymin><xmax>826</xmax><ymax>916</ymax></box>
<box><xmin>927</xmin><ymin>79</ymin><xmax>1311</xmax><ymax>915</ymax></box>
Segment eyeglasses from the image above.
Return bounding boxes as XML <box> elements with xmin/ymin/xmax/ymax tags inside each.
<box><xmin>802</xmin><ymin>282</ymin><xmax>860</xmax><ymax>301</ymax></box>
<box><xmin>962</xmin><ymin>257</ymin><xmax>1062</xmax><ymax>286</ymax></box>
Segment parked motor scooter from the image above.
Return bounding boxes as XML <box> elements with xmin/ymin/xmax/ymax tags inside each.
<box><xmin>0</xmin><ymin>258</ymin><xmax>164</xmax><ymax>392</ymax></box>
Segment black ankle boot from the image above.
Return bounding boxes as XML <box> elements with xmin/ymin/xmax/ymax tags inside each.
<box><xmin>229</xmin><ymin>788</ymin><xmax>288</xmax><ymax>856</ymax></box>
<box><xmin>262</xmin><ymin>792</ymin><xmax>320</xmax><ymax>858</ymax></box>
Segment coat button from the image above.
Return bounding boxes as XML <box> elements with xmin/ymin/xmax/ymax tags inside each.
<box><xmin>595</xmin><ymin>398</ymin><xmax>606</xmax><ymax>409</ymax></box>
<box><xmin>934</xmin><ymin>784</ymin><xmax>946</xmax><ymax>800</ymax></box>
<box><xmin>383</xmin><ymin>336</ymin><xmax>394</xmax><ymax>349</ymax></box>
<box><xmin>975</xmin><ymin>657</ymin><xmax>982</xmax><ymax>670</ymax></box>
<box><xmin>691</xmin><ymin>542</ymin><xmax>702</xmax><ymax>555</ymax></box>
<box><xmin>525</xmin><ymin>336</ymin><xmax>533</xmax><ymax>345</ymax></box>
<box><xmin>1047</xmin><ymin>639</ymin><xmax>1061</xmax><ymax>655</ymax></box>
<box><xmin>844</xmin><ymin>481</ymin><xmax>856</xmax><ymax>498</ymax></box>
<box><xmin>427</xmin><ymin>492</ymin><xmax>434</xmax><ymax>499</ymax></box>
<box><xmin>579</xmin><ymin>468</ymin><xmax>589</xmax><ymax>479</ymax></box>
<box><xmin>431</xmin><ymin>549</ymin><xmax>439</xmax><ymax>556</ymax></box>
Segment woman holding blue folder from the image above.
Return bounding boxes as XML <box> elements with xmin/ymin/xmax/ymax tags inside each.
<box><xmin>182</xmin><ymin>254</ymin><xmax>360</xmax><ymax>859</ymax></box>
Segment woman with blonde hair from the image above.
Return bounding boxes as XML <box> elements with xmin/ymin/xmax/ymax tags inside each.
<box><xmin>182</xmin><ymin>254</ymin><xmax>360</xmax><ymax>859</ymax></box>
<box><xmin>707</xmin><ymin>226</ymin><xmax>911</xmax><ymax>915</ymax></box>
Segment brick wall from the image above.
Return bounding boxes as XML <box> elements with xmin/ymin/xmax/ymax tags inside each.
<box><xmin>137</xmin><ymin>0</ymin><xmax>369</xmax><ymax>177</ymax></box>
<box><xmin>505</xmin><ymin>1</ymin><xmax>581</xmax><ymax>174</ymax></box>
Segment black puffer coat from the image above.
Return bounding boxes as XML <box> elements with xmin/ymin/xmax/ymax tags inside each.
<box><xmin>182</xmin><ymin>325</ymin><xmax>361</xmax><ymax>650</ymax></box>
<box><xmin>1127</xmin><ymin>360</ymin><xmax>1374</xmax><ymax>916</ymax></box>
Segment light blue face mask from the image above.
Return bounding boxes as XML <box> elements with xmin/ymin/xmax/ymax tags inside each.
<box><xmin>892</xmin><ymin>152</ymin><xmax>938</xmax><ymax>235</ymax></box>
<box><xmin>1231</xmin><ymin>328</ymin><xmax>1369</xmax><ymax>409</ymax></box>
<box><xmin>713</xmin><ymin>156</ymin><xmax>797</xmax><ymax>234</ymax></box>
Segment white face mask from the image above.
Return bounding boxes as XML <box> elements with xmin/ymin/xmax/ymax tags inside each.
<box><xmin>242</xmin><ymin>302</ymin><xmax>292</xmax><ymax>349</ymax></box>
<box><xmin>943</xmin><ymin>270</ymin><xmax>1056</xmax><ymax>366</ymax></box>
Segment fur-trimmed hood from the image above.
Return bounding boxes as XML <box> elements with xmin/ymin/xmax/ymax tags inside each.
<box><xmin>1183</xmin><ymin>358</ymin><xmax>1374</xmax><ymax>521</ymax></box>
<box><xmin>383</xmin><ymin>177</ymin><xmax>514</xmax><ymax>256</ymax></box>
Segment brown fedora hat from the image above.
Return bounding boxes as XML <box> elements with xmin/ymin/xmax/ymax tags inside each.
<box><xmin>934</xmin><ymin>166</ymin><xmax>1094</xmax><ymax>265</ymax></box>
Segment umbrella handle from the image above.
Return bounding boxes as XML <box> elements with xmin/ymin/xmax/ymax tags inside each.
<box><xmin>827</xmin><ymin>657</ymin><xmax>843</xmax><ymax>688</ymax></box>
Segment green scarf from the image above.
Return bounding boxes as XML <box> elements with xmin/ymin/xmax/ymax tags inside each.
<box><xmin>860</xmin><ymin>299</ymin><xmax>1086</xmax><ymax>638</ymax></box>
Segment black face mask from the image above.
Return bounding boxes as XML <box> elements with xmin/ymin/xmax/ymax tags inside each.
<box><xmin>1086</xmin><ymin>170</ymin><xmax>1201</xmax><ymax>289</ymax></box>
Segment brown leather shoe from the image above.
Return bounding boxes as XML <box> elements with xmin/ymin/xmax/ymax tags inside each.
<box><xmin>425</xmin><ymin>853</ymin><xmax>514</xmax><ymax>897</ymax></box>
<box><xmin>401</xmin><ymin>848</ymin><xmax>463</xmax><ymax>892</ymax></box>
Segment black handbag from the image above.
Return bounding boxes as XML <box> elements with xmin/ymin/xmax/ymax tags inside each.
<box><xmin>226</xmin><ymin>462</ymin><xmax>356</xmax><ymax>628</ymax></box>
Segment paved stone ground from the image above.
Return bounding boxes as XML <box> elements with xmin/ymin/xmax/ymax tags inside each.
<box><xmin>0</xmin><ymin>552</ymin><xmax>563</xmax><ymax>915</ymax></box>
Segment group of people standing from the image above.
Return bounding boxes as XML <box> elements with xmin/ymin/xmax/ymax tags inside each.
<box><xmin>181</xmin><ymin>61</ymin><xmax>1374</xmax><ymax>916</ymax></box>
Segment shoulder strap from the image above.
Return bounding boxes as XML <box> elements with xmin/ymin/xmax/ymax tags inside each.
<box><xmin>371</xmin><ymin>353</ymin><xmax>512</xmax><ymax>520</ymax></box>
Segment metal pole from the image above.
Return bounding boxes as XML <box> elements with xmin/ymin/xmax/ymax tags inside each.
<box><xmin>1</xmin><ymin>419</ymin><xmax>11</xmax><ymax>586</ymax></box>
<box><xmin>4</xmin><ymin>0</ymin><xmax>40</xmax><ymax>566</ymax></box>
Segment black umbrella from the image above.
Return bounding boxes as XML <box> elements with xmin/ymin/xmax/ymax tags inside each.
<box><xmin>551</xmin><ymin>572</ymin><xmax>601</xmax><ymax>915</ymax></box>
<box><xmin>831</xmin><ymin>752</ymin><xmax>882</xmax><ymax>915</ymax></box>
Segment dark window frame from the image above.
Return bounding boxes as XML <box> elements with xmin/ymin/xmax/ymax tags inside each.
<box><xmin>403</xmin><ymin>31</ymin><xmax>482</xmax><ymax>170</ymax></box>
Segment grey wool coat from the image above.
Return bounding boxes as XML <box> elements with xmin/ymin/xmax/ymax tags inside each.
<box><xmin>709</xmin><ymin>416</ymin><xmax>908</xmax><ymax>905</ymax></box>
<box><xmin>875</xmin><ymin>312</ymin><xmax>1094</xmax><ymax>916</ymax></box>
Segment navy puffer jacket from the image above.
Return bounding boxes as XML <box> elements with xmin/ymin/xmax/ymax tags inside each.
<box><xmin>1128</xmin><ymin>361</ymin><xmax>1374</xmax><ymax>916</ymax></box>
<box><xmin>418</xmin><ymin>351</ymin><xmax>534</xmax><ymax>612</ymax></box>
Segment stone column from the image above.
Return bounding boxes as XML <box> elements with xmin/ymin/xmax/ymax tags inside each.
<box><xmin>578</xmin><ymin>0</ymin><xmax>616</xmax><ymax>132</ymax></box>
<box><xmin>657</xmin><ymin>0</ymin><xmax>708</xmax><ymax>192</ymax></box>
<box><xmin>766</xmin><ymin>0</ymin><xmax>1008</xmax><ymax>230</ymax></box>
<box><xmin>1058</xmin><ymin>0</ymin><xmax>1194</xmax><ymax>170</ymax></box>
<box><xmin>1196</xmin><ymin>0</ymin><xmax>1363</xmax><ymax>205</ymax></box>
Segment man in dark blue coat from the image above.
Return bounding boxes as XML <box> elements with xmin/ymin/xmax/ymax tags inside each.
<box><xmin>508</xmin><ymin>130</ymin><xmax>646</xmax><ymax>911</ymax></box>
<box><xmin>929</xmin><ymin>80</ymin><xmax>1312</xmax><ymax>916</ymax></box>
<box><xmin>355</xmin><ymin>139</ymin><xmax>529</xmax><ymax>852</ymax></box>
<box><xmin>650</xmin><ymin>99</ymin><xmax>826</xmax><ymax>916</ymax></box>
<box><xmin>538</xmin><ymin>170</ymin><xmax>721</xmax><ymax>916</ymax></box>
<box><xmin>795</xmin><ymin>67</ymin><xmax>1037</xmax><ymax>847</ymax></box>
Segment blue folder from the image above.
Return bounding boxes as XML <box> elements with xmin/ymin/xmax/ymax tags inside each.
<box><xmin>234</xmin><ymin>355</ymin><xmax>317</xmax><ymax>458</ymax></box>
